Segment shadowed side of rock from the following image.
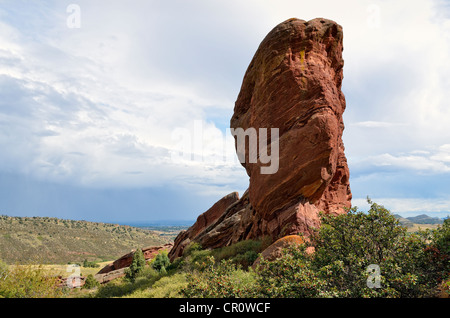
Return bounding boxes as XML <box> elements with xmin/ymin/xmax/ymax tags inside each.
<box><xmin>168</xmin><ymin>192</ymin><xmax>239</xmax><ymax>260</ymax></box>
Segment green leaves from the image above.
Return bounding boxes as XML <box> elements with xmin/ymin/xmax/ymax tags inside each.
<box><xmin>181</xmin><ymin>202</ymin><xmax>449</xmax><ymax>298</ymax></box>
<box><xmin>125</xmin><ymin>248</ymin><xmax>146</xmax><ymax>282</ymax></box>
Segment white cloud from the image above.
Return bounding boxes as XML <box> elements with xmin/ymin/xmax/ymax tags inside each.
<box><xmin>0</xmin><ymin>0</ymin><xmax>449</xmax><ymax>209</ymax></box>
<box><xmin>351</xmin><ymin>121</ymin><xmax>409</xmax><ymax>128</ymax></box>
<box><xmin>0</xmin><ymin>3</ymin><xmax>249</xmax><ymax>192</ymax></box>
<box><xmin>350</xmin><ymin>144</ymin><xmax>450</xmax><ymax>175</ymax></box>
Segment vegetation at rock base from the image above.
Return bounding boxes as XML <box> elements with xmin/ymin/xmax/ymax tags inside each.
<box><xmin>125</xmin><ymin>248</ymin><xmax>146</xmax><ymax>282</ymax></box>
<box><xmin>83</xmin><ymin>274</ymin><xmax>100</xmax><ymax>289</ymax></box>
<box><xmin>180</xmin><ymin>201</ymin><xmax>449</xmax><ymax>298</ymax></box>
<box><xmin>0</xmin><ymin>201</ymin><xmax>448</xmax><ymax>298</ymax></box>
<box><xmin>151</xmin><ymin>251</ymin><xmax>170</xmax><ymax>273</ymax></box>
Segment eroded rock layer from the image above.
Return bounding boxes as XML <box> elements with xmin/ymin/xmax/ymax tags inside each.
<box><xmin>169</xmin><ymin>18</ymin><xmax>351</xmax><ymax>261</ymax></box>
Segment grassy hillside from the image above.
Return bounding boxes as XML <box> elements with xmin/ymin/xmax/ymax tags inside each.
<box><xmin>0</xmin><ymin>215</ymin><xmax>170</xmax><ymax>265</ymax></box>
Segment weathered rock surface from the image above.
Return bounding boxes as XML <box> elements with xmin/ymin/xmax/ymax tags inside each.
<box><xmin>94</xmin><ymin>268</ymin><xmax>127</xmax><ymax>284</ymax></box>
<box><xmin>168</xmin><ymin>192</ymin><xmax>239</xmax><ymax>260</ymax></box>
<box><xmin>169</xmin><ymin>17</ymin><xmax>351</xmax><ymax>261</ymax></box>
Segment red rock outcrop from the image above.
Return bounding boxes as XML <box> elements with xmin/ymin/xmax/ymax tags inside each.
<box><xmin>169</xmin><ymin>18</ymin><xmax>351</xmax><ymax>261</ymax></box>
<box><xmin>251</xmin><ymin>235</ymin><xmax>305</xmax><ymax>269</ymax></box>
<box><xmin>168</xmin><ymin>192</ymin><xmax>239</xmax><ymax>259</ymax></box>
<box><xmin>97</xmin><ymin>243</ymin><xmax>173</xmax><ymax>276</ymax></box>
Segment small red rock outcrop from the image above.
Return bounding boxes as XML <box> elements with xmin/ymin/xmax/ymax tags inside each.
<box><xmin>169</xmin><ymin>18</ymin><xmax>352</xmax><ymax>261</ymax></box>
<box><xmin>168</xmin><ymin>192</ymin><xmax>239</xmax><ymax>259</ymax></box>
<box><xmin>97</xmin><ymin>243</ymin><xmax>173</xmax><ymax>276</ymax></box>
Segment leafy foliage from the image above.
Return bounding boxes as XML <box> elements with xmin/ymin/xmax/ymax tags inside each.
<box><xmin>181</xmin><ymin>257</ymin><xmax>257</xmax><ymax>298</ymax></box>
<box><xmin>421</xmin><ymin>218</ymin><xmax>450</xmax><ymax>292</ymax></box>
<box><xmin>82</xmin><ymin>259</ymin><xmax>100</xmax><ymax>268</ymax></box>
<box><xmin>255</xmin><ymin>244</ymin><xmax>326</xmax><ymax>297</ymax></box>
<box><xmin>152</xmin><ymin>251</ymin><xmax>170</xmax><ymax>273</ymax></box>
<box><xmin>125</xmin><ymin>249</ymin><xmax>146</xmax><ymax>282</ymax></box>
<box><xmin>182</xmin><ymin>201</ymin><xmax>449</xmax><ymax>298</ymax></box>
<box><xmin>83</xmin><ymin>274</ymin><xmax>100</xmax><ymax>289</ymax></box>
<box><xmin>0</xmin><ymin>265</ymin><xmax>63</xmax><ymax>298</ymax></box>
<box><xmin>311</xmin><ymin>200</ymin><xmax>431</xmax><ymax>297</ymax></box>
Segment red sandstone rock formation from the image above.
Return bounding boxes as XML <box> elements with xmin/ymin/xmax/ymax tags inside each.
<box><xmin>251</xmin><ymin>235</ymin><xmax>306</xmax><ymax>269</ymax></box>
<box><xmin>169</xmin><ymin>18</ymin><xmax>351</xmax><ymax>261</ymax></box>
<box><xmin>97</xmin><ymin>243</ymin><xmax>173</xmax><ymax>276</ymax></box>
<box><xmin>168</xmin><ymin>192</ymin><xmax>239</xmax><ymax>259</ymax></box>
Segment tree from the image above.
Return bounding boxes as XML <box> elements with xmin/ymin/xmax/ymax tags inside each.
<box><xmin>125</xmin><ymin>248</ymin><xmax>145</xmax><ymax>282</ymax></box>
<box><xmin>255</xmin><ymin>244</ymin><xmax>326</xmax><ymax>297</ymax></box>
<box><xmin>422</xmin><ymin>218</ymin><xmax>450</xmax><ymax>292</ymax></box>
<box><xmin>152</xmin><ymin>252</ymin><xmax>170</xmax><ymax>273</ymax></box>
<box><xmin>83</xmin><ymin>274</ymin><xmax>100</xmax><ymax>289</ymax></box>
<box><xmin>311</xmin><ymin>199</ymin><xmax>430</xmax><ymax>297</ymax></box>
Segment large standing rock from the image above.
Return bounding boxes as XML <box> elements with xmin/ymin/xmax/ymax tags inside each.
<box><xmin>169</xmin><ymin>18</ymin><xmax>351</xmax><ymax>261</ymax></box>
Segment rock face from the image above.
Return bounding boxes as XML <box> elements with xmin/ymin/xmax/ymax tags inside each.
<box><xmin>168</xmin><ymin>192</ymin><xmax>240</xmax><ymax>259</ymax></box>
<box><xmin>169</xmin><ymin>18</ymin><xmax>351</xmax><ymax>261</ymax></box>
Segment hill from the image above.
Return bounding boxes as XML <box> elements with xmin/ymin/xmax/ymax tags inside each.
<box><xmin>405</xmin><ymin>214</ymin><xmax>444</xmax><ymax>224</ymax></box>
<box><xmin>0</xmin><ymin>215</ymin><xmax>171</xmax><ymax>265</ymax></box>
<box><xmin>394</xmin><ymin>213</ymin><xmax>445</xmax><ymax>232</ymax></box>
<box><xmin>393</xmin><ymin>214</ymin><xmax>414</xmax><ymax>227</ymax></box>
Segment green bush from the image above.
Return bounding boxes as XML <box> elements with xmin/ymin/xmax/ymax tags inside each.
<box><xmin>211</xmin><ymin>238</ymin><xmax>270</xmax><ymax>269</ymax></box>
<box><xmin>311</xmin><ymin>200</ymin><xmax>431</xmax><ymax>297</ymax></box>
<box><xmin>125</xmin><ymin>248</ymin><xmax>146</xmax><ymax>282</ymax></box>
<box><xmin>0</xmin><ymin>265</ymin><xmax>63</xmax><ymax>298</ymax></box>
<box><xmin>181</xmin><ymin>256</ymin><xmax>257</xmax><ymax>298</ymax></box>
<box><xmin>83</xmin><ymin>259</ymin><xmax>100</xmax><ymax>268</ymax></box>
<box><xmin>183</xmin><ymin>242</ymin><xmax>202</xmax><ymax>256</ymax></box>
<box><xmin>82</xmin><ymin>274</ymin><xmax>100</xmax><ymax>289</ymax></box>
<box><xmin>181</xmin><ymin>201</ymin><xmax>446</xmax><ymax>298</ymax></box>
<box><xmin>421</xmin><ymin>218</ymin><xmax>450</xmax><ymax>292</ymax></box>
<box><xmin>255</xmin><ymin>244</ymin><xmax>326</xmax><ymax>297</ymax></box>
<box><xmin>152</xmin><ymin>252</ymin><xmax>170</xmax><ymax>273</ymax></box>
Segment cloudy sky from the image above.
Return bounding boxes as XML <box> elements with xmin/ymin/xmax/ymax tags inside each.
<box><xmin>0</xmin><ymin>0</ymin><xmax>449</xmax><ymax>223</ymax></box>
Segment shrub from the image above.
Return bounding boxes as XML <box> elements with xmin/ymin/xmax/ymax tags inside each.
<box><xmin>152</xmin><ymin>252</ymin><xmax>170</xmax><ymax>273</ymax></box>
<box><xmin>82</xmin><ymin>274</ymin><xmax>100</xmax><ymax>289</ymax></box>
<box><xmin>181</xmin><ymin>256</ymin><xmax>257</xmax><ymax>298</ymax></box>
<box><xmin>421</xmin><ymin>218</ymin><xmax>450</xmax><ymax>293</ymax></box>
<box><xmin>183</xmin><ymin>242</ymin><xmax>202</xmax><ymax>256</ymax></box>
<box><xmin>255</xmin><ymin>244</ymin><xmax>327</xmax><ymax>297</ymax></box>
<box><xmin>83</xmin><ymin>259</ymin><xmax>100</xmax><ymax>268</ymax></box>
<box><xmin>0</xmin><ymin>265</ymin><xmax>63</xmax><ymax>298</ymax></box>
<box><xmin>311</xmin><ymin>200</ymin><xmax>431</xmax><ymax>297</ymax></box>
<box><xmin>211</xmin><ymin>238</ymin><xmax>270</xmax><ymax>269</ymax></box>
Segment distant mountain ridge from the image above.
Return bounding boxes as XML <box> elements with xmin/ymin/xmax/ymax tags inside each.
<box><xmin>394</xmin><ymin>214</ymin><xmax>445</xmax><ymax>226</ymax></box>
<box><xmin>0</xmin><ymin>215</ymin><xmax>170</xmax><ymax>264</ymax></box>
